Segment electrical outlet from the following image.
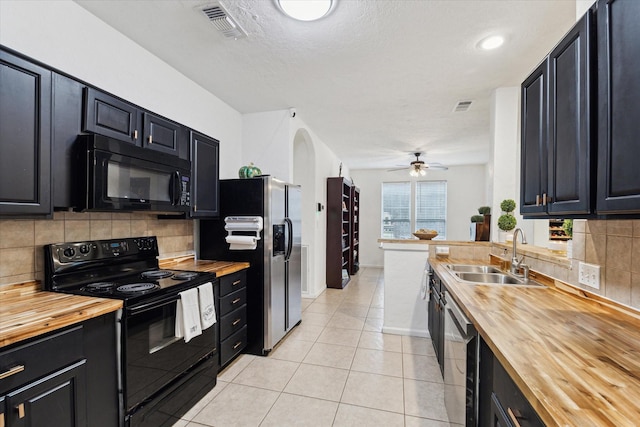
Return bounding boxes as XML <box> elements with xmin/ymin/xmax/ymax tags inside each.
<box><xmin>435</xmin><ymin>246</ymin><xmax>449</xmax><ymax>256</ymax></box>
<box><xmin>578</xmin><ymin>262</ymin><xmax>600</xmax><ymax>289</ymax></box>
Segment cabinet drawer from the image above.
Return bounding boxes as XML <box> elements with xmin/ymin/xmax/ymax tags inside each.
<box><xmin>219</xmin><ymin>305</ymin><xmax>247</xmax><ymax>341</ymax></box>
<box><xmin>219</xmin><ymin>270</ymin><xmax>247</xmax><ymax>297</ymax></box>
<box><xmin>493</xmin><ymin>359</ymin><xmax>544</xmax><ymax>427</ymax></box>
<box><xmin>0</xmin><ymin>326</ymin><xmax>83</xmax><ymax>395</ymax></box>
<box><xmin>220</xmin><ymin>326</ymin><xmax>247</xmax><ymax>368</ymax></box>
<box><xmin>219</xmin><ymin>288</ymin><xmax>247</xmax><ymax>317</ymax></box>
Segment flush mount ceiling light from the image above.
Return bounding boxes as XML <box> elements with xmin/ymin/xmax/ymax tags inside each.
<box><xmin>277</xmin><ymin>0</ymin><xmax>335</xmax><ymax>21</ymax></box>
<box><xmin>478</xmin><ymin>35</ymin><xmax>505</xmax><ymax>50</ymax></box>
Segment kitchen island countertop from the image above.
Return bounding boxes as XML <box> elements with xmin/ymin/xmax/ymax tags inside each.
<box><xmin>431</xmin><ymin>257</ymin><xmax>640</xmax><ymax>427</ymax></box>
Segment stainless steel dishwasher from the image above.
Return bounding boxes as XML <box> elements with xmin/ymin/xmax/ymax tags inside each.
<box><xmin>444</xmin><ymin>291</ymin><xmax>478</xmax><ymax>426</ymax></box>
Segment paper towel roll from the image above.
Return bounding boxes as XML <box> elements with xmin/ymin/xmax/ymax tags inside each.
<box><xmin>226</xmin><ymin>235</ymin><xmax>258</xmax><ymax>250</ymax></box>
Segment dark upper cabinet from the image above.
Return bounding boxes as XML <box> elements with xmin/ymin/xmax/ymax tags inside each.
<box><xmin>82</xmin><ymin>87</ymin><xmax>138</xmax><ymax>144</ymax></box>
<box><xmin>0</xmin><ymin>50</ymin><xmax>52</xmax><ymax>216</ymax></box>
<box><xmin>520</xmin><ymin>10</ymin><xmax>595</xmax><ymax>218</ymax></box>
<box><xmin>83</xmin><ymin>87</ymin><xmax>189</xmax><ymax>160</ymax></box>
<box><xmin>547</xmin><ymin>10</ymin><xmax>594</xmax><ymax>216</ymax></box>
<box><xmin>142</xmin><ymin>112</ymin><xmax>188</xmax><ymax>159</ymax></box>
<box><xmin>520</xmin><ymin>59</ymin><xmax>548</xmax><ymax>216</ymax></box>
<box><xmin>596</xmin><ymin>0</ymin><xmax>640</xmax><ymax>214</ymax></box>
<box><xmin>190</xmin><ymin>131</ymin><xmax>220</xmax><ymax>218</ymax></box>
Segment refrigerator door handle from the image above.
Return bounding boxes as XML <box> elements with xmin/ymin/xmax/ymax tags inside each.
<box><xmin>284</xmin><ymin>217</ymin><xmax>293</xmax><ymax>261</ymax></box>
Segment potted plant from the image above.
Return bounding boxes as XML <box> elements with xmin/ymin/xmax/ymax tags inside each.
<box><xmin>470</xmin><ymin>215</ymin><xmax>484</xmax><ymax>241</ymax></box>
<box><xmin>498</xmin><ymin>199</ymin><xmax>517</xmax><ymax>242</ymax></box>
<box><xmin>563</xmin><ymin>219</ymin><xmax>573</xmax><ymax>258</ymax></box>
<box><xmin>478</xmin><ymin>206</ymin><xmax>491</xmax><ymax>241</ymax></box>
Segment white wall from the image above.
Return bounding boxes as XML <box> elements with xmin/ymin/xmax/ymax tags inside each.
<box><xmin>0</xmin><ymin>0</ymin><xmax>242</xmax><ymax>179</ymax></box>
<box><xmin>350</xmin><ymin>165</ymin><xmax>488</xmax><ymax>268</ymax></box>
<box><xmin>242</xmin><ymin>110</ymin><xmax>293</xmax><ymax>181</ymax></box>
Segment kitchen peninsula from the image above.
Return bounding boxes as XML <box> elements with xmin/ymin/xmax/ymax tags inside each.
<box><xmin>378</xmin><ymin>239</ymin><xmax>491</xmax><ymax>336</ymax></box>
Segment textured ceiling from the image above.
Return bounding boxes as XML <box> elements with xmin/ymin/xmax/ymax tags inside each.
<box><xmin>75</xmin><ymin>0</ymin><xmax>576</xmax><ymax>170</ymax></box>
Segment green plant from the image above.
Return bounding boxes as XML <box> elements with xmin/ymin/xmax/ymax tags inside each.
<box><xmin>562</xmin><ymin>219</ymin><xmax>573</xmax><ymax>238</ymax></box>
<box><xmin>478</xmin><ymin>206</ymin><xmax>491</xmax><ymax>215</ymax></box>
<box><xmin>471</xmin><ymin>215</ymin><xmax>484</xmax><ymax>223</ymax></box>
<box><xmin>500</xmin><ymin>199</ymin><xmax>516</xmax><ymax>213</ymax></box>
<box><xmin>498</xmin><ymin>214</ymin><xmax>517</xmax><ymax>231</ymax></box>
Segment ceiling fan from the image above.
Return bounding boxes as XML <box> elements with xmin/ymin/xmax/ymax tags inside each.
<box><xmin>388</xmin><ymin>152</ymin><xmax>448</xmax><ymax>176</ymax></box>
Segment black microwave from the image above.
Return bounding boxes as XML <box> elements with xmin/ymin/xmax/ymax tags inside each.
<box><xmin>74</xmin><ymin>134</ymin><xmax>190</xmax><ymax>213</ymax></box>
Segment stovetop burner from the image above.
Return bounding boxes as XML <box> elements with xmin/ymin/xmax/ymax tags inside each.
<box><xmin>141</xmin><ymin>270</ymin><xmax>174</xmax><ymax>279</ymax></box>
<box><xmin>117</xmin><ymin>283</ymin><xmax>160</xmax><ymax>293</ymax></box>
<box><xmin>172</xmin><ymin>272</ymin><xmax>199</xmax><ymax>280</ymax></box>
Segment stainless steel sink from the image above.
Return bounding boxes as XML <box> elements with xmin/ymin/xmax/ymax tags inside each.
<box><xmin>454</xmin><ymin>272</ymin><xmax>524</xmax><ymax>285</ymax></box>
<box><xmin>446</xmin><ymin>264</ymin><xmax>502</xmax><ymax>274</ymax></box>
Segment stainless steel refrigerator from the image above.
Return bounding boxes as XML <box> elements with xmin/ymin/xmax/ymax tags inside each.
<box><xmin>199</xmin><ymin>176</ymin><xmax>302</xmax><ymax>354</ymax></box>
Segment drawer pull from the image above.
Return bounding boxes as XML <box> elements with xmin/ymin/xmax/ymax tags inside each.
<box><xmin>507</xmin><ymin>407</ymin><xmax>523</xmax><ymax>427</ymax></box>
<box><xmin>232</xmin><ymin>318</ymin><xmax>242</xmax><ymax>326</ymax></box>
<box><xmin>233</xmin><ymin>341</ymin><xmax>243</xmax><ymax>349</ymax></box>
<box><xmin>232</xmin><ymin>280</ymin><xmax>241</xmax><ymax>286</ymax></box>
<box><xmin>0</xmin><ymin>364</ymin><xmax>25</xmax><ymax>380</ymax></box>
<box><xmin>17</xmin><ymin>403</ymin><xmax>25</xmax><ymax>419</ymax></box>
<box><xmin>232</xmin><ymin>298</ymin><xmax>241</xmax><ymax>304</ymax></box>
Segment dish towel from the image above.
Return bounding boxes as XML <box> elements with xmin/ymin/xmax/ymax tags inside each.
<box><xmin>198</xmin><ymin>282</ymin><xmax>216</xmax><ymax>330</ymax></box>
<box><xmin>175</xmin><ymin>288</ymin><xmax>202</xmax><ymax>343</ymax></box>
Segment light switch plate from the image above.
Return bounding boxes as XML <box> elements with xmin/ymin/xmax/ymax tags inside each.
<box><xmin>578</xmin><ymin>262</ymin><xmax>600</xmax><ymax>289</ymax></box>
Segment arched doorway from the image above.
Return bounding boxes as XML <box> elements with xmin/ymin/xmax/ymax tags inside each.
<box><xmin>293</xmin><ymin>128</ymin><xmax>317</xmax><ymax>297</ymax></box>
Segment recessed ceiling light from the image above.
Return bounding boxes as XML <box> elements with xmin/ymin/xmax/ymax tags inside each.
<box><xmin>277</xmin><ymin>0</ymin><xmax>335</xmax><ymax>21</ymax></box>
<box><xmin>478</xmin><ymin>35</ymin><xmax>505</xmax><ymax>50</ymax></box>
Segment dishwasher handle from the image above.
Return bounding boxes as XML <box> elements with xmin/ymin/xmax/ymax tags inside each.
<box><xmin>445</xmin><ymin>291</ymin><xmax>474</xmax><ymax>337</ymax></box>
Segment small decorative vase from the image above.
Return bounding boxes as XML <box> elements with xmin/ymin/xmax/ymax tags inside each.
<box><xmin>238</xmin><ymin>163</ymin><xmax>262</xmax><ymax>179</ymax></box>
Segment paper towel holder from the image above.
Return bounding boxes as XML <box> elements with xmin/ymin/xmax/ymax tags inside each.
<box><xmin>224</xmin><ymin>216</ymin><xmax>263</xmax><ymax>250</ymax></box>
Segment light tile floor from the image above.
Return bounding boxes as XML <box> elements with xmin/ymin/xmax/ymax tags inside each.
<box><xmin>173</xmin><ymin>267</ymin><xmax>450</xmax><ymax>427</ymax></box>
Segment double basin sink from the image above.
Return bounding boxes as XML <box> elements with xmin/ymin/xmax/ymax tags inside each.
<box><xmin>446</xmin><ymin>264</ymin><xmax>543</xmax><ymax>287</ymax></box>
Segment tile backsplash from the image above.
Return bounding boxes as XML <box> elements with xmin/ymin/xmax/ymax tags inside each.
<box><xmin>0</xmin><ymin>212</ymin><xmax>194</xmax><ymax>286</ymax></box>
<box><xmin>491</xmin><ymin>219</ymin><xmax>640</xmax><ymax>310</ymax></box>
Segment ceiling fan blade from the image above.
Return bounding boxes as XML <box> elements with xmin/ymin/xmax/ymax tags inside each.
<box><xmin>386</xmin><ymin>167</ymin><xmax>408</xmax><ymax>172</ymax></box>
<box><xmin>426</xmin><ymin>164</ymin><xmax>448</xmax><ymax>170</ymax></box>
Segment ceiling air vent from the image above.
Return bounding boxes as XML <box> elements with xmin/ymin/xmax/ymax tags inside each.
<box><xmin>453</xmin><ymin>100</ymin><xmax>473</xmax><ymax>112</ymax></box>
<box><xmin>201</xmin><ymin>2</ymin><xmax>247</xmax><ymax>39</ymax></box>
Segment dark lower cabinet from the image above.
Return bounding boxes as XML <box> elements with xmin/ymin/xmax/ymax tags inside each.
<box><xmin>0</xmin><ymin>313</ymin><xmax>119</xmax><ymax>427</ymax></box>
<box><xmin>0</xmin><ymin>49</ymin><xmax>52</xmax><ymax>216</ymax></box>
<box><xmin>427</xmin><ymin>269</ymin><xmax>445</xmax><ymax>374</ymax></box>
<box><xmin>190</xmin><ymin>131</ymin><xmax>220</xmax><ymax>218</ymax></box>
<box><xmin>596</xmin><ymin>0</ymin><xmax>640</xmax><ymax>214</ymax></box>
<box><xmin>4</xmin><ymin>360</ymin><xmax>87</xmax><ymax>427</ymax></box>
<box><xmin>218</xmin><ymin>270</ymin><xmax>248</xmax><ymax>368</ymax></box>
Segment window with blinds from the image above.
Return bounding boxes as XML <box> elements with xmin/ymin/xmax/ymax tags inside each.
<box><xmin>416</xmin><ymin>181</ymin><xmax>447</xmax><ymax>238</ymax></box>
<box><xmin>381</xmin><ymin>182</ymin><xmax>411</xmax><ymax>239</ymax></box>
<box><xmin>381</xmin><ymin>180</ymin><xmax>447</xmax><ymax>239</ymax></box>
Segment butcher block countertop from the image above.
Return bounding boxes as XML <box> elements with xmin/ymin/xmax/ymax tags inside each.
<box><xmin>0</xmin><ymin>282</ymin><xmax>122</xmax><ymax>348</ymax></box>
<box><xmin>431</xmin><ymin>258</ymin><xmax>640</xmax><ymax>427</ymax></box>
<box><xmin>1</xmin><ymin>259</ymin><xmax>248</xmax><ymax>349</ymax></box>
<box><xmin>159</xmin><ymin>256</ymin><xmax>249</xmax><ymax>276</ymax></box>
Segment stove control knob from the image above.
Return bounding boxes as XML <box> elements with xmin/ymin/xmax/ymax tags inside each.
<box><xmin>63</xmin><ymin>247</ymin><xmax>76</xmax><ymax>258</ymax></box>
<box><xmin>79</xmin><ymin>244</ymin><xmax>91</xmax><ymax>254</ymax></box>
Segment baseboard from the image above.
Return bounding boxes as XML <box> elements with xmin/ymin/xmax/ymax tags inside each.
<box><xmin>381</xmin><ymin>326</ymin><xmax>429</xmax><ymax>338</ymax></box>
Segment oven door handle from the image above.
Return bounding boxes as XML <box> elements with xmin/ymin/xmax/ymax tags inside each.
<box><xmin>127</xmin><ymin>294</ymin><xmax>180</xmax><ymax>316</ymax></box>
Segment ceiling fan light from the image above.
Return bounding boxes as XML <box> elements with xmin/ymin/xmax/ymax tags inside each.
<box><xmin>419</xmin><ymin>169</ymin><xmax>426</xmax><ymax>176</ymax></box>
<box><xmin>409</xmin><ymin>168</ymin><xmax>419</xmax><ymax>177</ymax></box>
<box><xmin>277</xmin><ymin>0</ymin><xmax>335</xmax><ymax>21</ymax></box>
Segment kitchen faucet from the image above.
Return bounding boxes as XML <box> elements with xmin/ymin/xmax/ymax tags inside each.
<box><xmin>511</xmin><ymin>228</ymin><xmax>528</xmax><ymax>278</ymax></box>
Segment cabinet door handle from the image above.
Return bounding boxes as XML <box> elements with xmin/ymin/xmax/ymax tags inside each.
<box><xmin>1</xmin><ymin>411</ymin><xmax>5</xmax><ymax>427</ymax></box>
<box><xmin>232</xmin><ymin>298</ymin><xmax>241</xmax><ymax>304</ymax></box>
<box><xmin>542</xmin><ymin>193</ymin><xmax>547</xmax><ymax>206</ymax></box>
<box><xmin>535</xmin><ymin>194</ymin><xmax>540</xmax><ymax>206</ymax></box>
<box><xmin>133</xmin><ymin>130</ymin><xmax>138</xmax><ymax>140</ymax></box>
<box><xmin>0</xmin><ymin>364</ymin><xmax>24</xmax><ymax>379</ymax></box>
<box><xmin>232</xmin><ymin>280</ymin><xmax>241</xmax><ymax>286</ymax></box>
<box><xmin>233</xmin><ymin>341</ymin><xmax>243</xmax><ymax>349</ymax></box>
<box><xmin>507</xmin><ymin>407</ymin><xmax>523</xmax><ymax>427</ymax></box>
<box><xmin>148</xmin><ymin>135</ymin><xmax>153</xmax><ymax>144</ymax></box>
<box><xmin>16</xmin><ymin>403</ymin><xmax>25</xmax><ymax>419</ymax></box>
<box><xmin>232</xmin><ymin>318</ymin><xmax>241</xmax><ymax>326</ymax></box>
